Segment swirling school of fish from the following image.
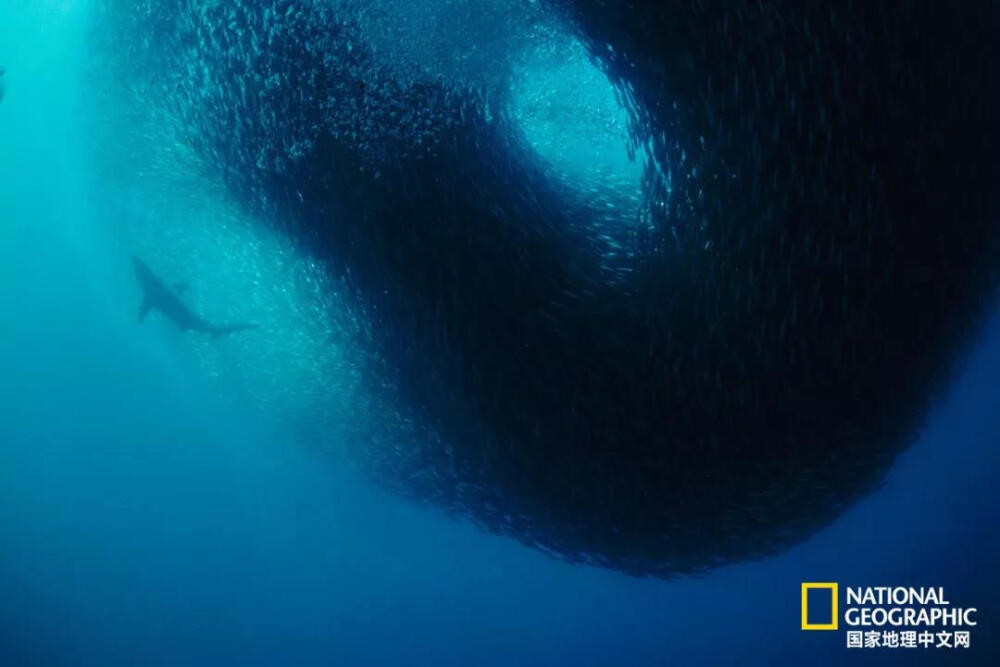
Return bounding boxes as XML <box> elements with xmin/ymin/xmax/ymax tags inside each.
<box><xmin>91</xmin><ymin>0</ymin><xmax>999</xmax><ymax>576</ymax></box>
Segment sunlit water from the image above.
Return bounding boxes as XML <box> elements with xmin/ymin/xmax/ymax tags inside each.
<box><xmin>1</xmin><ymin>2</ymin><xmax>997</xmax><ymax>665</ymax></box>
<box><xmin>509</xmin><ymin>33</ymin><xmax>644</xmax><ymax>198</ymax></box>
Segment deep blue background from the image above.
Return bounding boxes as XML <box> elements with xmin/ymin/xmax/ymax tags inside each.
<box><xmin>1</xmin><ymin>2</ymin><xmax>996</xmax><ymax>664</ymax></box>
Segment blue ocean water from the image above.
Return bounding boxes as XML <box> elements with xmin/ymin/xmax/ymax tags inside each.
<box><xmin>1</xmin><ymin>2</ymin><xmax>997</xmax><ymax>665</ymax></box>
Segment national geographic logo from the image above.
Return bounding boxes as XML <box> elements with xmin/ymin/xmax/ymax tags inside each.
<box><xmin>801</xmin><ymin>583</ymin><xmax>839</xmax><ymax>630</ymax></box>
<box><xmin>801</xmin><ymin>583</ymin><xmax>978</xmax><ymax>650</ymax></box>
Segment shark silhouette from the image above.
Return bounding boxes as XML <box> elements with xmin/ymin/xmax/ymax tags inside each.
<box><xmin>133</xmin><ymin>256</ymin><xmax>257</xmax><ymax>338</ymax></box>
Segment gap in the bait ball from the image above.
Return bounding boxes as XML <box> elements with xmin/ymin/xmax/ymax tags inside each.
<box><xmin>508</xmin><ymin>35</ymin><xmax>645</xmax><ymax>201</ymax></box>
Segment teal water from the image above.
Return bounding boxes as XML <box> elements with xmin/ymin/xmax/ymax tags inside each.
<box><xmin>1</xmin><ymin>2</ymin><xmax>997</xmax><ymax>665</ymax></box>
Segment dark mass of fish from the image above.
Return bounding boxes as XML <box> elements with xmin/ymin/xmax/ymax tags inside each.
<box><xmin>95</xmin><ymin>1</ymin><xmax>999</xmax><ymax>576</ymax></box>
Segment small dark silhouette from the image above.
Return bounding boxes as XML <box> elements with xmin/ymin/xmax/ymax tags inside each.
<box><xmin>132</xmin><ymin>256</ymin><xmax>257</xmax><ymax>338</ymax></box>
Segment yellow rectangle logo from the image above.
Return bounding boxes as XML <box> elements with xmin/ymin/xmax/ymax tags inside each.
<box><xmin>801</xmin><ymin>582</ymin><xmax>838</xmax><ymax>630</ymax></box>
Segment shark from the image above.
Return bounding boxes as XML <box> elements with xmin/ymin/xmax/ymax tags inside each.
<box><xmin>132</xmin><ymin>256</ymin><xmax>257</xmax><ymax>338</ymax></box>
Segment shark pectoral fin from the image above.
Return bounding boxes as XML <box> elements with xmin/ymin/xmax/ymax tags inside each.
<box><xmin>138</xmin><ymin>298</ymin><xmax>152</xmax><ymax>323</ymax></box>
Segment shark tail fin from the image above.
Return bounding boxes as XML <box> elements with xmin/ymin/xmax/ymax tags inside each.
<box><xmin>209</xmin><ymin>323</ymin><xmax>258</xmax><ymax>339</ymax></box>
<box><xmin>138</xmin><ymin>298</ymin><xmax>152</xmax><ymax>323</ymax></box>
